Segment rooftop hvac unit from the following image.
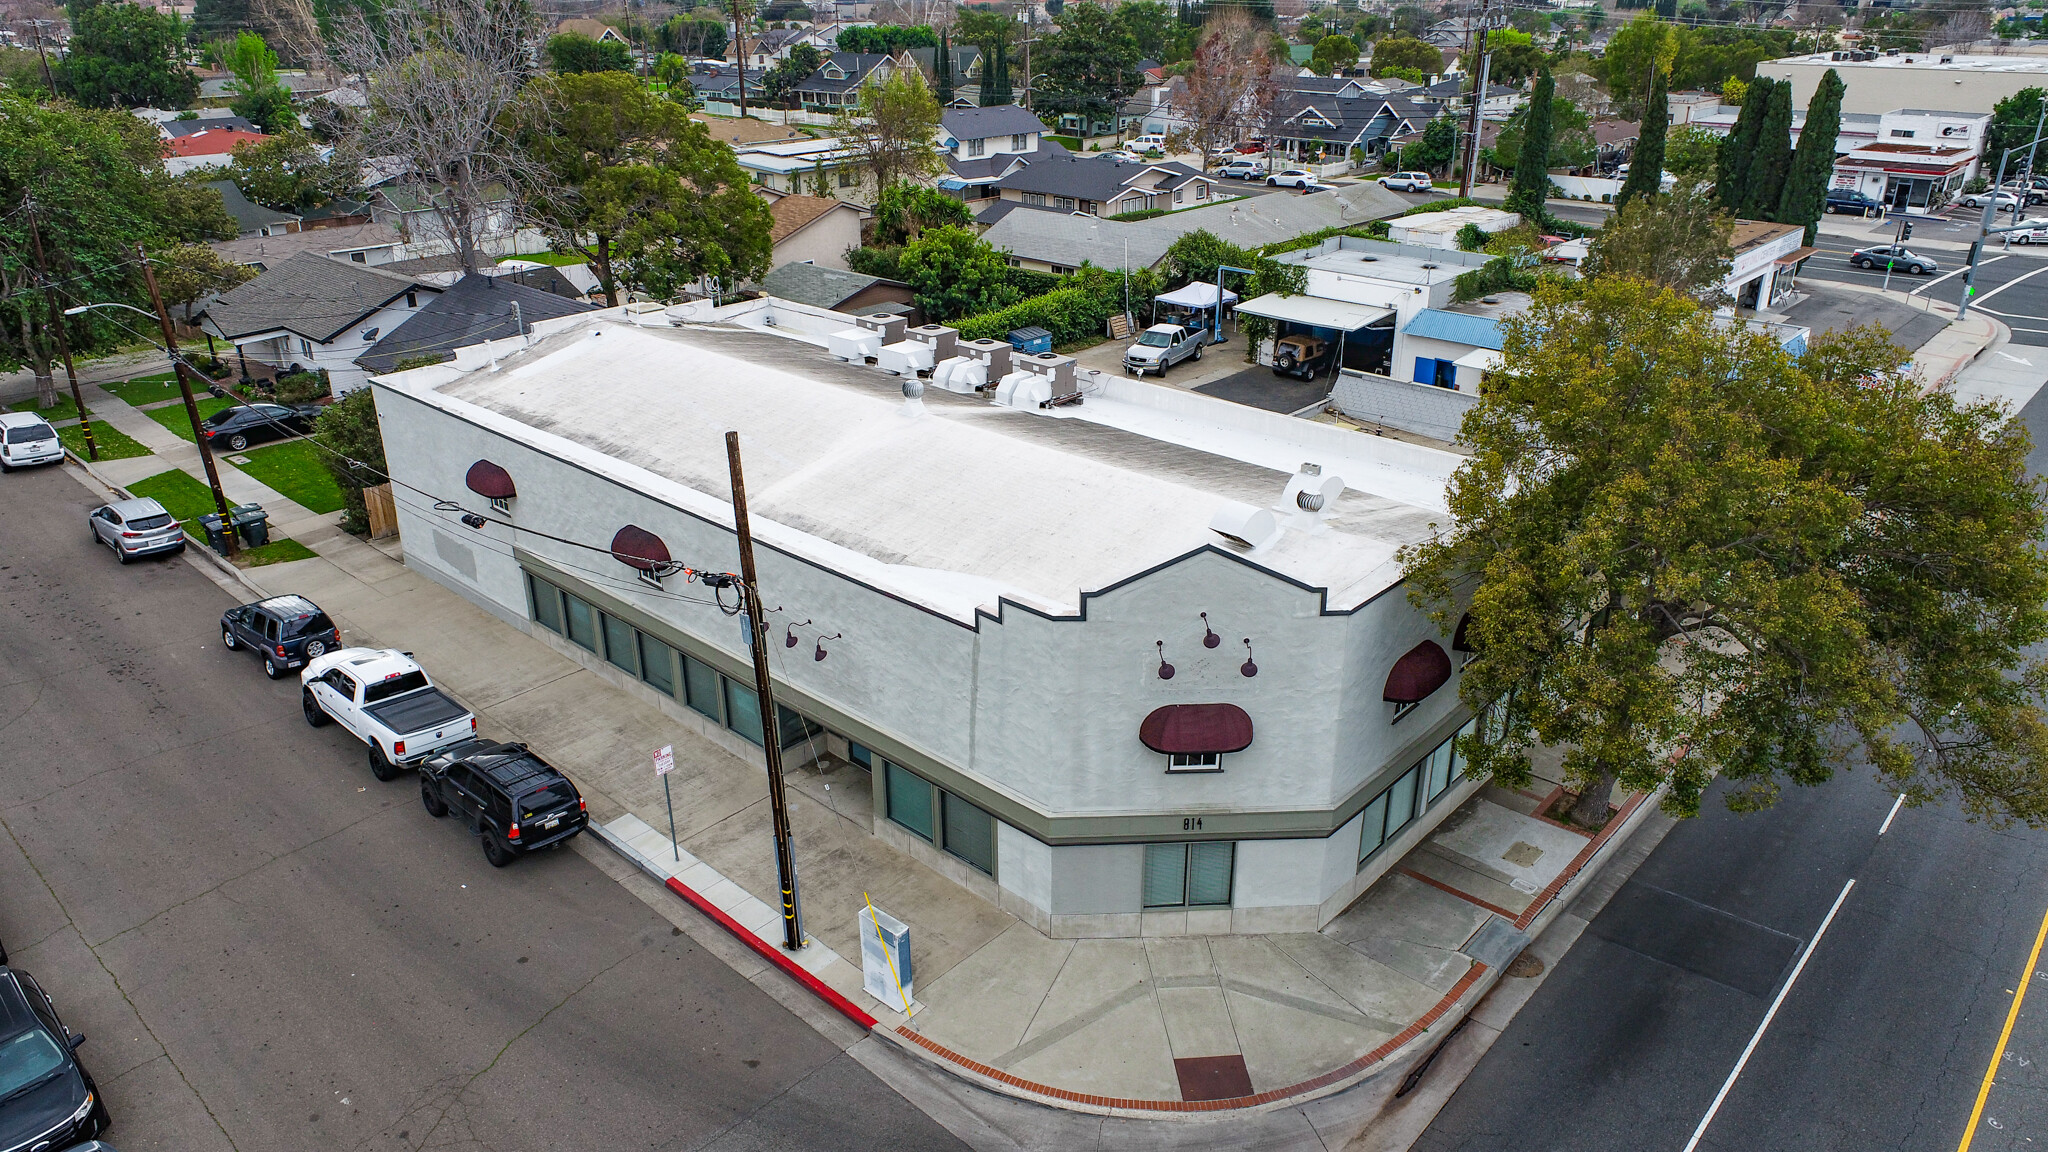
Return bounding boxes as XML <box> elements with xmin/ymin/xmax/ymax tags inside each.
<box><xmin>827</xmin><ymin>328</ymin><xmax>881</xmax><ymax>363</ymax></box>
<box><xmin>1016</xmin><ymin>351</ymin><xmax>1077</xmax><ymax>405</ymax></box>
<box><xmin>854</xmin><ymin>313</ymin><xmax>906</xmax><ymax>344</ymax></box>
<box><xmin>958</xmin><ymin>337</ymin><xmax>1013</xmax><ymax>379</ymax></box>
<box><xmin>1940</xmin><ymin>54</ymin><xmax>1954</xmax><ymax>63</ymax></box>
<box><xmin>931</xmin><ymin>356</ymin><xmax>985</xmax><ymax>393</ymax></box>
<box><xmin>905</xmin><ymin>324</ymin><xmax>958</xmax><ymax>362</ymax></box>
<box><xmin>877</xmin><ymin>340</ymin><xmax>935</xmax><ymax>376</ymax></box>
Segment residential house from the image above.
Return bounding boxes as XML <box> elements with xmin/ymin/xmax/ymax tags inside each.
<box><xmin>369</xmin><ymin>182</ymin><xmax>520</xmax><ymax>258</ymax></box>
<box><xmin>758</xmin><ymin>261</ymin><xmax>916</xmax><ymax>315</ymax></box>
<box><xmin>554</xmin><ymin>17</ymin><xmax>628</xmax><ymax>43</ymax></box>
<box><xmin>904</xmin><ymin>42</ymin><xmax>982</xmax><ymax>89</ymax></box>
<box><xmin>734</xmin><ymin>137</ymin><xmax>873</xmax><ymax>204</ymax></box>
<box><xmin>989</xmin><ymin>154</ymin><xmax>1219</xmax><ymax>221</ymax></box>
<box><xmin>1423</xmin><ymin>16</ymin><xmax>1480</xmax><ymax>52</ymax></box>
<box><xmin>357</xmin><ymin>274</ymin><xmax>593</xmax><ymax>375</ymax></box>
<box><xmin>298</xmin><ymin>199</ymin><xmax>375</xmax><ymax>231</ymax></box>
<box><xmin>195</xmin><ymin>70</ymin><xmax>335</xmax><ymax>100</ymax></box>
<box><xmin>693</xmin><ymin>62</ymin><xmax>768</xmax><ymax>111</ymax></box>
<box><xmin>163</xmin><ymin>128</ymin><xmax>269</xmax><ymax>176</ymax></box>
<box><xmin>762</xmin><ymin>192</ymin><xmax>866</xmax><ymax>270</ymax></box>
<box><xmin>937</xmin><ymin>104</ymin><xmax>1061</xmax><ymax>199</ymax></box>
<box><xmin>163</xmin><ymin>115</ymin><xmax>260</xmax><ymax>139</ymax></box>
<box><xmin>1267</xmin><ymin>91</ymin><xmax>1443</xmax><ymax>162</ymax></box>
<box><xmin>791</xmin><ymin>51</ymin><xmax>910</xmax><ymax>110</ymax></box>
<box><xmin>212</xmin><ymin>221</ymin><xmax>405</xmax><ymax>270</ymax></box>
<box><xmin>202</xmin><ymin>252</ymin><xmax>440</xmax><ymax>393</ymax></box>
<box><xmin>207</xmin><ymin>180</ymin><xmax>300</xmax><ymax>238</ymax></box>
<box><xmin>744</xmin><ymin>27</ymin><xmax>810</xmax><ymax>67</ymax></box>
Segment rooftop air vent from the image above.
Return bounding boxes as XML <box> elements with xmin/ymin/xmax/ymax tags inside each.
<box><xmin>1481</xmin><ymin>296</ymin><xmax>1500</xmax><ymax>304</ymax></box>
<box><xmin>1358</xmin><ymin>254</ymin><xmax>1379</xmax><ymax>261</ymax></box>
<box><xmin>1420</xmin><ymin>262</ymin><xmax>1438</xmax><ymax>269</ymax></box>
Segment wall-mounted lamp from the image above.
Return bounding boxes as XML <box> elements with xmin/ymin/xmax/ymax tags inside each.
<box><xmin>1156</xmin><ymin>640</ymin><xmax>1175</xmax><ymax>680</ymax></box>
<box><xmin>785</xmin><ymin>618</ymin><xmax>811</xmax><ymax>648</ymax></box>
<box><xmin>814</xmin><ymin>632</ymin><xmax>840</xmax><ymax>662</ymax></box>
<box><xmin>459</xmin><ymin>513</ymin><xmax>487</xmax><ymax>530</ymax></box>
<box><xmin>1241</xmin><ymin>639</ymin><xmax>1258</xmax><ymax>678</ymax></box>
<box><xmin>1201</xmin><ymin>612</ymin><xmax>1220</xmax><ymax>648</ymax></box>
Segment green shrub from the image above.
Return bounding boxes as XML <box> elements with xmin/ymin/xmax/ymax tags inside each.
<box><xmin>955</xmin><ymin>265</ymin><xmax>1160</xmax><ymax>346</ymax></box>
<box><xmin>1455</xmin><ymin>222</ymin><xmax>1487</xmax><ymax>251</ymax></box>
<box><xmin>274</xmin><ymin>370</ymin><xmax>329</xmax><ymax>404</ymax></box>
<box><xmin>313</xmin><ymin>389</ymin><xmax>386</xmax><ymax>535</ymax></box>
<box><xmin>846</xmin><ymin>244</ymin><xmax>905</xmax><ymax>281</ymax></box>
<box><xmin>1004</xmin><ymin>266</ymin><xmax>1062</xmax><ymax>297</ymax></box>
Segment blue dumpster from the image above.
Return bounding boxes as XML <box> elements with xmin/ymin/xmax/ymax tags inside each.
<box><xmin>1008</xmin><ymin>326</ymin><xmax>1053</xmax><ymax>356</ymax></box>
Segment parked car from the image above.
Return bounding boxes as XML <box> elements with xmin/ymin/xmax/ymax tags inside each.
<box><xmin>1267</xmin><ymin>169</ymin><xmax>1319</xmax><ymax>188</ymax></box>
<box><xmin>1824</xmin><ymin>188</ymin><xmax>1885</xmax><ymax>216</ymax></box>
<box><xmin>1129</xmin><ymin>133</ymin><xmax>1167</xmax><ymax>152</ymax></box>
<box><xmin>1101</xmin><ymin>149</ymin><xmax>1144</xmax><ymax>164</ymax></box>
<box><xmin>197</xmin><ymin>402</ymin><xmax>322</xmax><ymax>453</ymax></box>
<box><xmin>1378</xmin><ymin>171</ymin><xmax>1435</xmax><ymax>193</ymax></box>
<box><xmin>1959</xmin><ymin>190</ymin><xmax>2023</xmax><ymax>211</ymax></box>
<box><xmin>1217</xmin><ymin>157</ymin><xmax>1265</xmax><ymax>179</ymax></box>
<box><xmin>87</xmin><ymin>498</ymin><xmax>184</xmax><ymax>564</ymax></box>
<box><xmin>301</xmin><ymin>648</ymin><xmax>477</xmax><ymax>781</ymax></box>
<box><xmin>1998</xmin><ymin>181</ymin><xmax>2046</xmax><ymax>205</ymax></box>
<box><xmin>220</xmin><ymin>595</ymin><xmax>341</xmax><ymax>680</ymax></box>
<box><xmin>1272</xmin><ymin>333</ymin><xmax>1335</xmax><ymax>381</ymax></box>
<box><xmin>0</xmin><ymin>966</ymin><xmax>111</xmax><ymax>1152</ymax></box>
<box><xmin>419</xmin><ymin>740</ymin><xmax>589</xmax><ymax>867</ymax></box>
<box><xmin>2013</xmin><ymin>218</ymin><xmax>2048</xmax><ymax>243</ymax></box>
<box><xmin>0</xmin><ymin>413</ymin><xmax>62</xmax><ymax>473</ymax></box>
<box><xmin>1124</xmin><ymin>323</ymin><xmax>1206</xmax><ymax>376</ymax></box>
<box><xmin>1232</xmin><ymin>140</ymin><xmax>1266</xmax><ymax>154</ymax></box>
<box><xmin>1849</xmin><ymin>245</ymin><xmax>1939</xmax><ymax>274</ymax></box>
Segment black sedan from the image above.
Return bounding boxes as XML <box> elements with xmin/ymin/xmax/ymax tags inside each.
<box><xmin>198</xmin><ymin>402</ymin><xmax>323</xmax><ymax>452</ymax></box>
<box><xmin>0</xmin><ymin>967</ymin><xmax>109</xmax><ymax>1152</ymax></box>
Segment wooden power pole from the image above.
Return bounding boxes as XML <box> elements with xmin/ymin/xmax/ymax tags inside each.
<box><xmin>137</xmin><ymin>244</ymin><xmax>237</xmax><ymax>555</ymax></box>
<box><xmin>24</xmin><ymin>205</ymin><xmax>98</xmax><ymax>462</ymax></box>
<box><xmin>726</xmin><ymin>431</ymin><xmax>805</xmax><ymax>952</ymax></box>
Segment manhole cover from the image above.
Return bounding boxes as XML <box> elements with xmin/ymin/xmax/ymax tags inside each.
<box><xmin>228</xmin><ymin>455</ymin><xmax>253</xmax><ymax>465</ymax></box>
<box><xmin>1501</xmin><ymin>841</ymin><xmax>1545</xmax><ymax>867</ymax></box>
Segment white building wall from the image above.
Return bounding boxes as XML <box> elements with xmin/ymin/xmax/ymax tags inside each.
<box><xmin>1759</xmin><ymin>57</ymin><xmax>2048</xmax><ymax>117</ymax></box>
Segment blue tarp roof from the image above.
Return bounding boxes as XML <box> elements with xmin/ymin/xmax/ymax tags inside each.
<box><xmin>1402</xmin><ymin>308</ymin><xmax>1505</xmax><ymax>351</ymax></box>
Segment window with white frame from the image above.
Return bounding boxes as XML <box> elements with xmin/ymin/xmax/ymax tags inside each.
<box><xmin>1168</xmin><ymin>751</ymin><xmax>1221</xmax><ymax>772</ymax></box>
<box><xmin>968</xmin><ymin>137</ymin><xmax>987</xmax><ymax>157</ymax></box>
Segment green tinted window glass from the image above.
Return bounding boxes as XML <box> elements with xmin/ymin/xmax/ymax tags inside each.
<box><xmin>528</xmin><ymin>574</ymin><xmax>561</xmax><ymax>633</ymax></box>
<box><xmin>683</xmin><ymin>654</ymin><xmax>722</xmax><ymax>721</ymax></box>
<box><xmin>1187</xmin><ymin>842</ymin><xmax>1233</xmax><ymax>907</ymax></box>
<box><xmin>886</xmin><ymin>761</ymin><xmax>934</xmax><ymax>841</ymax></box>
<box><xmin>602</xmin><ymin>614</ymin><xmax>637</xmax><ymax>674</ymax></box>
<box><xmin>639</xmin><ymin>633</ymin><xmax>676</xmax><ymax>696</ymax></box>
<box><xmin>1142</xmin><ymin>843</ymin><xmax>1187</xmax><ymax>908</ymax></box>
<box><xmin>563</xmin><ymin>593</ymin><xmax>597</xmax><ymax>652</ymax></box>
<box><xmin>725</xmin><ymin>677</ymin><xmax>764</xmax><ymax>745</ymax></box>
<box><xmin>942</xmin><ymin>792</ymin><xmax>995</xmax><ymax>875</ymax></box>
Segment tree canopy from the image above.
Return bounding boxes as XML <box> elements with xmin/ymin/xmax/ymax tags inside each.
<box><xmin>873</xmin><ymin>179</ymin><xmax>972</xmax><ymax>246</ymax></box>
<box><xmin>1583</xmin><ymin>178</ymin><xmax>1732</xmax><ymax>300</ymax></box>
<box><xmin>898</xmin><ymin>225</ymin><xmax>1019</xmax><ymax>320</ymax></box>
<box><xmin>1036</xmin><ymin>2</ymin><xmax>1144</xmax><ymax>128</ymax></box>
<box><xmin>1369</xmin><ymin>37</ymin><xmax>1442</xmax><ymax>80</ymax></box>
<box><xmin>60</xmin><ymin>0</ymin><xmax>197</xmax><ymax>108</ymax></box>
<box><xmin>1404</xmin><ymin>276</ymin><xmax>2048</xmax><ymax>829</ymax></box>
<box><xmin>227</xmin><ymin>133</ymin><xmax>357</xmax><ymax>211</ymax></box>
<box><xmin>833</xmin><ymin>68</ymin><xmax>943</xmax><ymax>192</ymax></box>
<box><xmin>547</xmin><ymin>31</ymin><xmax>635</xmax><ymax>74</ymax></box>
<box><xmin>1986</xmin><ymin>87</ymin><xmax>2048</xmax><ymax>180</ymax></box>
<box><xmin>836</xmin><ymin>24</ymin><xmax>938</xmax><ymax>53</ymax></box>
<box><xmin>1309</xmin><ymin>34</ymin><xmax>1358</xmax><ymax>78</ymax></box>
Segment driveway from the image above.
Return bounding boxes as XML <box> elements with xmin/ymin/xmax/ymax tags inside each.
<box><xmin>1193</xmin><ymin>364</ymin><xmax>1333</xmax><ymax>414</ymax></box>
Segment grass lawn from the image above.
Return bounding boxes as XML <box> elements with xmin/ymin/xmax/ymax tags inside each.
<box><xmin>235</xmin><ymin>539</ymin><xmax>319</xmax><ymax>567</ymax></box>
<box><xmin>125</xmin><ymin>469</ymin><xmax>221</xmax><ymax>541</ymax></box>
<box><xmin>144</xmin><ymin>396</ymin><xmax>235</xmax><ymax>442</ymax></box>
<box><xmin>101</xmin><ymin>373</ymin><xmax>184</xmax><ymax>407</ymax></box>
<box><xmin>234</xmin><ymin>439</ymin><xmax>345</xmax><ymax>513</ymax></box>
<box><xmin>59</xmin><ymin>422</ymin><xmax>151</xmax><ymax>461</ymax></box>
<box><xmin>8</xmin><ymin>393</ymin><xmax>80</xmax><ymax>422</ymax></box>
<box><xmin>500</xmin><ymin>251</ymin><xmax>587</xmax><ymax>267</ymax></box>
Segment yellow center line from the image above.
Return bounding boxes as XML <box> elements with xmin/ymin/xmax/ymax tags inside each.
<box><xmin>1957</xmin><ymin>898</ymin><xmax>2048</xmax><ymax>1152</ymax></box>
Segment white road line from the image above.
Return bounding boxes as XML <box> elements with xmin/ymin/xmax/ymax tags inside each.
<box><xmin>1970</xmin><ymin>261</ymin><xmax>2048</xmax><ymax>305</ymax></box>
<box><xmin>1680</xmin><ymin>878</ymin><xmax>1857</xmax><ymax>1152</ymax></box>
<box><xmin>1880</xmin><ymin>794</ymin><xmax>1906</xmax><ymax>835</ymax></box>
<box><xmin>1914</xmin><ymin>256</ymin><xmax>2006</xmax><ymax>294</ymax></box>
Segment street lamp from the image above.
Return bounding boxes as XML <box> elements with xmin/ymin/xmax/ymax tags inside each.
<box><xmin>66</xmin><ymin>293</ymin><xmax>237</xmax><ymax>555</ymax></box>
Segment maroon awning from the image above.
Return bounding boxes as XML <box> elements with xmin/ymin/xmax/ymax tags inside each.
<box><xmin>465</xmin><ymin>460</ymin><xmax>516</xmax><ymax>500</ymax></box>
<box><xmin>1139</xmin><ymin>704</ymin><xmax>1253</xmax><ymax>755</ymax></box>
<box><xmin>1452</xmin><ymin>613</ymin><xmax>1476</xmax><ymax>653</ymax></box>
<box><xmin>1384</xmin><ymin>640</ymin><xmax>1452</xmax><ymax>704</ymax></box>
<box><xmin>610</xmin><ymin>525</ymin><xmax>671</xmax><ymax>572</ymax></box>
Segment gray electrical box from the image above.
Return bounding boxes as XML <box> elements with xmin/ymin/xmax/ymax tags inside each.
<box><xmin>858</xmin><ymin>904</ymin><xmax>913</xmax><ymax>1012</ymax></box>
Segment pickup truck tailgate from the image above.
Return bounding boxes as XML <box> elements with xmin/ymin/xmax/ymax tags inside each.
<box><xmin>364</xmin><ymin>688</ymin><xmax>470</xmax><ymax>739</ymax></box>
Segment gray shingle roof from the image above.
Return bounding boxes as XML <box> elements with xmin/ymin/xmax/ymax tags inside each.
<box><xmin>167</xmin><ymin>116</ymin><xmax>260</xmax><ymax>138</ymax></box>
<box><xmin>992</xmin><ymin>154</ymin><xmax>1212</xmax><ymax>203</ymax></box>
<box><xmin>941</xmin><ymin>104</ymin><xmax>1048</xmax><ymax>142</ymax></box>
<box><xmin>357</xmin><ymin>274</ymin><xmax>593</xmax><ymax>373</ymax></box>
<box><xmin>759</xmin><ymin>261</ymin><xmax>899</xmax><ymax>310</ymax></box>
<box><xmin>983</xmin><ymin>182</ymin><xmax>1412</xmax><ymax>271</ymax></box>
<box><xmin>204</xmin><ymin>180</ymin><xmax>299</xmax><ymax>235</ymax></box>
<box><xmin>796</xmin><ymin>52</ymin><xmax>893</xmax><ymax>96</ymax></box>
<box><xmin>207</xmin><ymin>252</ymin><xmax>435</xmax><ymax>343</ymax></box>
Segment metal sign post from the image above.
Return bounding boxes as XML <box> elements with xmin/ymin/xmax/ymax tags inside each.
<box><xmin>655</xmin><ymin>744</ymin><xmax>679</xmax><ymax>860</ymax></box>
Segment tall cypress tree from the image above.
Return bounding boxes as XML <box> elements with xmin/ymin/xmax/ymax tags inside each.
<box><xmin>1778</xmin><ymin>68</ymin><xmax>1845</xmax><ymax>242</ymax></box>
<box><xmin>1505</xmin><ymin>71</ymin><xmax>1555</xmax><ymax>224</ymax></box>
<box><xmin>1617</xmin><ymin>64</ymin><xmax>1668</xmax><ymax>211</ymax></box>
<box><xmin>978</xmin><ymin>41</ymin><xmax>996</xmax><ymax>106</ymax></box>
<box><xmin>1718</xmin><ymin>76</ymin><xmax>1773</xmax><ymax>214</ymax></box>
<box><xmin>992</xmin><ymin>40</ymin><xmax>1012</xmax><ymax>104</ymax></box>
<box><xmin>936</xmin><ymin>31</ymin><xmax>954</xmax><ymax>105</ymax></box>
<box><xmin>1741</xmin><ymin>80</ymin><xmax>1794</xmax><ymax>220</ymax></box>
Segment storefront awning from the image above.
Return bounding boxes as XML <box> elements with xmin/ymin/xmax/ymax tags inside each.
<box><xmin>1233</xmin><ymin>293</ymin><xmax>1392</xmax><ymax>332</ymax></box>
<box><xmin>465</xmin><ymin>460</ymin><xmax>516</xmax><ymax>500</ymax></box>
<box><xmin>1139</xmin><ymin>704</ymin><xmax>1254</xmax><ymax>755</ymax></box>
<box><xmin>1384</xmin><ymin>640</ymin><xmax>1452</xmax><ymax>704</ymax></box>
<box><xmin>610</xmin><ymin>525</ymin><xmax>672</xmax><ymax>572</ymax></box>
<box><xmin>1774</xmin><ymin>246</ymin><xmax>1820</xmax><ymax>266</ymax></box>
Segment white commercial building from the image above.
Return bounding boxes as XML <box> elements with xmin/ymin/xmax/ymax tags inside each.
<box><xmin>369</xmin><ymin>297</ymin><xmax>1489</xmax><ymax>937</ymax></box>
<box><xmin>1760</xmin><ymin>51</ymin><xmax>2048</xmax><ymax>116</ymax></box>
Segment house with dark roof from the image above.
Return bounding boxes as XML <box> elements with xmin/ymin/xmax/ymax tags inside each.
<box><xmin>692</xmin><ymin>62</ymin><xmax>768</xmax><ymax>109</ymax></box>
<box><xmin>206</xmin><ymin>180</ymin><xmax>300</xmax><ymax>238</ymax></box>
<box><xmin>761</xmin><ymin>192</ymin><xmax>866</xmax><ymax>270</ymax></box>
<box><xmin>791</xmin><ymin>51</ymin><xmax>911</xmax><ymax>110</ymax></box>
<box><xmin>1267</xmin><ymin>92</ymin><xmax>1444</xmax><ymax>161</ymax></box>
<box><xmin>744</xmin><ymin>27</ymin><xmax>810</xmax><ymax>67</ymax></box>
<box><xmin>357</xmin><ymin>274</ymin><xmax>593</xmax><ymax>375</ymax></box>
<box><xmin>211</xmin><ymin>221</ymin><xmax>404</xmax><ymax>270</ymax></box>
<box><xmin>202</xmin><ymin>253</ymin><xmax>441</xmax><ymax>394</ymax></box>
<box><xmin>760</xmin><ymin>261</ymin><xmax>917</xmax><ymax>318</ymax></box>
<box><xmin>937</xmin><ymin>105</ymin><xmax>1063</xmax><ymax>199</ymax></box>
<box><xmin>990</xmin><ymin>154</ymin><xmax>1219</xmax><ymax>218</ymax></box>
<box><xmin>164</xmin><ymin>115</ymin><xmax>260</xmax><ymax>139</ymax></box>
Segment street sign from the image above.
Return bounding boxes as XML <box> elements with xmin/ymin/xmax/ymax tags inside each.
<box><xmin>655</xmin><ymin>744</ymin><xmax>675</xmax><ymax>776</ymax></box>
<box><xmin>656</xmin><ymin>744</ymin><xmax>679</xmax><ymax>861</ymax></box>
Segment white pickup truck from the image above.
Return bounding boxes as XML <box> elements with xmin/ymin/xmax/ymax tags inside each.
<box><xmin>301</xmin><ymin>648</ymin><xmax>477</xmax><ymax>781</ymax></box>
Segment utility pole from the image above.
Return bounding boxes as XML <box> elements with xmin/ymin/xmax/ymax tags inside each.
<box><xmin>726</xmin><ymin>431</ymin><xmax>805</xmax><ymax>952</ymax></box>
<box><xmin>733</xmin><ymin>0</ymin><xmax>750</xmax><ymax>119</ymax></box>
<box><xmin>26</xmin><ymin>19</ymin><xmax>53</xmax><ymax>92</ymax></box>
<box><xmin>136</xmin><ymin>245</ymin><xmax>237</xmax><ymax>555</ymax></box>
<box><xmin>24</xmin><ymin>205</ymin><xmax>98</xmax><ymax>462</ymax></box>
<box><xmin>1458</xmin><ymin>0</ymin><xmax>1493</xmax><ymax>198</ymax></box>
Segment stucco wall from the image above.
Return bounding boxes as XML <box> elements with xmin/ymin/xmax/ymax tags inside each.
<box><xmin>773</xmin><ymin>208</ymin><xmax>864</xmax><ymax>271</ymax></box>
<box><xmin>1331</xmin><ymin>367</ymin><xmax>1477</xmax><ymax>442</ymax></box>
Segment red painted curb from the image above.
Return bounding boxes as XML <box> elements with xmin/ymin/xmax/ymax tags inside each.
<box><xmin>661</xmin><ymin>876</ymin><xmax>879</xmax><ymax>1030</ymax></box>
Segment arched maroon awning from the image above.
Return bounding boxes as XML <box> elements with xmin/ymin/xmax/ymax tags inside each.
<box><xmin>1139</xmin><ymin>704</ymin><xmax>1254</xmax><ymax>755</ymax></box>
<box><xmin>610</xmin><ymin>525</ymin><xmax>671</xmax><ymax>572</ymax></box>
<box><xmin>1452</xmin><ymin>613</ymin><xmax>1477</xmax><ymax>653</ymax></box>
<box><xmin>465</xmin><ymin>460</ymin><xmax>516</xmax><ymax>501</ymax></box>
<box><xmin>1384</xmin><ymin>641</ymin><xmax>1452</xmax><ymax>704</ymax></box>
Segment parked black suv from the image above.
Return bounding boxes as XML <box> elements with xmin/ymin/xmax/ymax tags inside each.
<box><xmin>1824</xmin><ymin>188</ymin><xmax>1884</xmax><ymax>216</ymax></box>
<box><xmin>419</xmin><ymin>740</ymin><xmax>588</xmax><ymax>867</ymax></box>
<box><xmin>0</xmin><ymin>967</ymin><xmax>110</xmax><ymax>1152</ymax></box>
<box><xmin>221</xmin><ymin>595</ymin><xmax>340</xmax><ymax>679</ymax></box>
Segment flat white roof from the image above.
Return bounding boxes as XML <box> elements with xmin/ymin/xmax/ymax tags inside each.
<box><xmin>1236</xmin><ymin>292</ymin><xmax>1392</xmax><ymax>330</ymax></box>
<box><xmin>381</xmin><ymin>313</ymin><xmax>1459</xmax><ymax>620</ymax></box>
<box><xmin>1776</xmin><ymin>51</ymin><xmax>2048</xmax><ymax>74</ymax></box>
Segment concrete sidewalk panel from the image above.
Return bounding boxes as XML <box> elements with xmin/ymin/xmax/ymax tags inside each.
<box><xmin>1210</xmin><ymin>935</ymin><xmax>1382</xmax><ymax>1023</ymax></box>
<box><xmin>914</xmin><ymin>922</ymin><xmax>1075</xmax><ymax>1062</ymax></box>
<box><xmin>1269</xmin><ymin>933</ymin><xmax>1445</xmax><ymax>1026</ymax></box>
<box><xmin>1006</xmin><ymin>988</ymin><xmax>1180</xmax><ymax>1101</ymax></box>
<box><xmin>1143</xmin><ymin>935</ymin><xmax>1216</xmax><ymax>980</ymax></box>
<box><xmin>1156</xmin><ymin>983</ymin><xmax>1240</xmax><ymax>1060</ymax></box>
<box><xmin>1011</xmin><ymin>938</ymin><xmax>1151</xmax><ymax>1059</ymax></box>
<box><xmin>1322</xmin><ymin>873</ymin><xmax>1488</xmax><ymax>992</ymax></box>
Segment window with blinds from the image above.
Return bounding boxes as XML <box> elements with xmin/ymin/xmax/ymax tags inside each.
<box><xmin>886</xmin><ymin>761</ymin><xmax>934</xmax><ymax>842</ymax></box>
<box><xmin>1142</xmin><ymin>842</ymin><xmax>1234</xmax><ymax>908</ymax></box>
<box><xmin>1358</xmin><ymin>716</ymin><xmax>1485</xmax><ymax>871</ymax></box>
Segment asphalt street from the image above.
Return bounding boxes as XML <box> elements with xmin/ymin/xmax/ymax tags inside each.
<box><xmin>1415</xmin><ymin>379</ymin><xmax>2048</xmax><ymax>1152</ymax></box>
<box><xmin>1799</xmin><ymin>214</ymin><xmax>2048</xmax><ymax>346</ymax></box>
<box><xmin>0</xmin><ymin>462</ymin><xmax>969</xmax><ymax>1151</ymax></box>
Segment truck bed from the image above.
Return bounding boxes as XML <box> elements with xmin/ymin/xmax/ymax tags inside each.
<box><xmin>363</xmin><ymin>687</ymin><xmax>470</xmax><ymax>736</ymax></box>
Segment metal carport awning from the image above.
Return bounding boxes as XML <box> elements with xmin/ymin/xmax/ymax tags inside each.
<box><xmin>1233</xmin><ymin>293</ymin><xmax>1393</xmax><ymax>331</ymax></box>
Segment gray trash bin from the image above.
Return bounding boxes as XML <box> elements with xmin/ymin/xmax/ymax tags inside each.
<box><xmin>230</xmin><ymin>503</ymin><xmax>269</xmax><ymax>547</ymax></box>
<box><xmin>198</xmin><ymin>513</ymin><xmax>232</xmax><ymax>555</ymax></box>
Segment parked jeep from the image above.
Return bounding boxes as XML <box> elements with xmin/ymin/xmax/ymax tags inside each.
<box><xmin>1271</xmin><ymin>333</ymin><xmax>1335</xmax><ymax>381</ymax></box>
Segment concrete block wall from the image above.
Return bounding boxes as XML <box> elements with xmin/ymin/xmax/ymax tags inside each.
<box><xmin>1331</xmin><ymin>369</ymin><xmax>1479</xmax><ymax>443</ymax></box>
